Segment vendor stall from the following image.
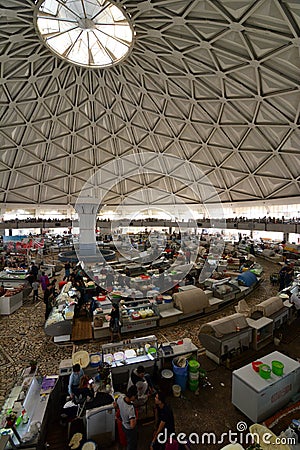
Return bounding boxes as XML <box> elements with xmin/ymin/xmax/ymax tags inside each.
<box><xmin>44</xmin><ymin>282</ymin><xmax>77</xmax><ymax>342</ymax></box>
<box><xmin>173</xmin><ymin>287</ymin><xmax>209</xmax><ymax>318</ymax></box>
<box><xmin>199</xmin><ymin>313</ymin><xmax>253</xmax><ymax>364</ymax></box>
<box><xmin>101</xmin><ymin>335</ymin><xmax>158</xmax><ymax>387</ymax></box>
<box><xmin>0</xmin><ymin>287</ymin><xmax>23</xmax><ymax>315</ymax></box>
<box><xmin>0</xmin><ymin>368</ymin><xmax>59</xmax><ymax>449</ymax></box>
<box><xmin>120</xmin><ymin>299</ymin><xmax>160</xmax><ymax>333</ymax></box>
<box><xmin>253</xmin><ymin>296</ymin><xmax>290</xmax><ymax>330</ymax></box>
<box><xmin>0</xmin><ymin>269</ymin><xmax>30</xmax><ymax>311</ymax></box>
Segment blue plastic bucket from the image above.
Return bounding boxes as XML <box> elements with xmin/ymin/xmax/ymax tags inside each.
<box><xmin>172</xmin><ymin>358</ymin><xmax>188</xmax><ymax>391</ymax></box>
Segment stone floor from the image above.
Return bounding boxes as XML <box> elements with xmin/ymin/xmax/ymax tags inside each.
<box><xmin>0</xmin><ymin>257</ymin><xmax>298</xmax><ymax>450</ymax></box>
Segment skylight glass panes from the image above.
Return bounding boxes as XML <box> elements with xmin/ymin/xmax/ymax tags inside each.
<box><xmin>35</xmin><ymin>0</ymin><xmax>134</xmax><ymax>68</ymax></box>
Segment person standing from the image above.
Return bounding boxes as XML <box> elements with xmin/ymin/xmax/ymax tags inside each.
<box><xmin>290</xmin><ymin>290</ymin><xmax>300</xmax><ymax>316</ymax></box>
<box><xmin>63</xmin><ymin>262</ymin><xmax>71</xmax><ymax>281</ymax></box>
<box><xmin>109</xmin><ymin>303</ymin><xmax>122</xmax><ymax>342</ymax></box>
<box><xmin>106</xmin><ymin>270</ymin><xmax>115</xmax><ymax>291</ymax></box>
<box><xmin>40</xmin><ymin>271</ymin><xmax>50</xmax><ymax>293</ymax></box>
<box><xmin>30</xmin><ymin>262</ymin><xmax>39</xmax><ymax>280</ymax></box>
<box><xmin>115</xmin><ymin>385</ymin><xmax>138</xmax><ymax>450</ymax></box>
<box><xmin>151</xmin><ymin>391</ymin><xmax>175</xmax><ymax>450</ymax></box>
<box><xmin>50</xmin><ymin>278</ymin><xmax>58</xmax><ymax>297</ymax></box>
<box><xmin>68</xmin><ymin>364</ymin><xmax>84</xmax><ymax>400</ymax></box>
<box><xmin>127</xmin><ymin>365</ymin><xmax>155</xmax><ymax>407</ymax></box>
<box><xmin>32</xmin><ymin>279</ymin><xmax>39</xmax><ymax>302</ymax></box>
<box><xmin>185</xmin><ymin>249</ymin><xmax>191</xmax><ymax>264</ymax></box>
<box><xmin>284</xmin><ymin>265</ymin><xmax>294</xmax><ymax>288</ymax></box>
<box><xmin>44</xmin><ymin>283</ymin><xmax>54</xmax><ymax>321</ymax></box>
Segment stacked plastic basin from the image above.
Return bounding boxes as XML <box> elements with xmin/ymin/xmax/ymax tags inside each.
<box><xmin>172</xmin><ymin>358</ymin><xmax>188</xmax><ymax>391</ymax></box>
<box><xmin>188</xmin><ymin>359</ymin><xmax>200</xmax><ymax>391</ymax></box>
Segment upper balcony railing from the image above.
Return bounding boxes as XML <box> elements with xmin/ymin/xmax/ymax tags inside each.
<box><xmin>0</xmin><ymin>217</ymin><xmax>299</xmax><ymax>234</ymax></box>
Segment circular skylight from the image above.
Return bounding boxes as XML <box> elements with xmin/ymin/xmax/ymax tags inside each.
<box><xmin>35</xmin><ymin>0</ymin><xmax>134</xmax><ymax>68</ymax></box>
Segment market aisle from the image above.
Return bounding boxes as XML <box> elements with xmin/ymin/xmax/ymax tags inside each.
<box><xmin>0</xmin><ymin>256</ymin><xmax>295</xmax><ymax>450</ymax></box>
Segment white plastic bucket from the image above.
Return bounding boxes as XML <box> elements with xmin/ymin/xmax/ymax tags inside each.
<box><xmin>189</xmin><ymin>371</ymin><xmax>199</xmax><ymax>381</ymax></box>
<box><xmin>183</xmin><ymin>337</ymin><xmax>192</xmax><ymax>350</ymax></box>
<box><xmin>172</xmin><ymin>384</ymin><xmax>181</xmax><ymax>397</ymax></box>
<box><xmin>161</xmin><ymin>369</ymin><xmax>173</xmax><ymax>379</ymax></box>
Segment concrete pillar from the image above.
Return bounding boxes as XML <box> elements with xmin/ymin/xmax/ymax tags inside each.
<box><xmin>74</xmin><ymin>198</ymin><xmax>99</xmax><ymax>257</ymax></box>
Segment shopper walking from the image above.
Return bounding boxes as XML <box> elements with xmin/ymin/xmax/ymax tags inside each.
<box><xmin>43</xmin><ymin>283</ymin><xmax>54</xmax><ymax>321</ymax></box>
<box><xmin>29</xmin><ymin>262</ymin><xmax>39</xmax><ymax>280</ymax></box>
<box><xmin>151</xmin><ymin>391</ymin><xmax>175</xmax><ymax>450</ymax></box>
<box><xmin>63</xmin><ymin>262</ymin><xmax>71</xmax><ymax>280</ymax></box>
<box><xmin>115</xmin><ymin>385</ymin><xmax>138</xmax><ymax>450</ymax></box>
<box><xmin>40</xmin><ymin>271</ymin><xmax>50</xmax><ymax>292</ymax></box>
<box><xmin>32</xmin><ymin>279</ymin><xmax>39</xmax><ymax>302</ymax></box>
<box><xmin>109</xmin><ymin>302</ymin><xmax>122</xmax><ymax>342</ymax></box>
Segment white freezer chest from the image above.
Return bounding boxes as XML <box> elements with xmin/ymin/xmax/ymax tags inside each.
<box><xmin>232</xmin><ymin>351</ymin><xmax>300</xmax><ymax>422</ymax></box>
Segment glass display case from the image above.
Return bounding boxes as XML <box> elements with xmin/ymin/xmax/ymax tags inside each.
<box><xmin>44</xmin><ymin>283</ymin><xmax>78</xmax><ymax>341</ymax></box>
<box><xmin>120</xmin><ymin>299</ymin><xmax>159</xmax><ymax>333</ymax></box>
<box><xmin>101</xmin><ymin>335</ymin><xmax>158</xmax><ymax>383</ymax></box>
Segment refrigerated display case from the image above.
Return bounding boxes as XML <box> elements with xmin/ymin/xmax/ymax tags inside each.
<box><xmin>232</xmin><ymin>351</ymin><xmax>300</xmax><ymax>422</ymax></box>
<box><xmin>120</xmin><ymin>299</ymin><xmax>159</xmax><ymax>333</ymax></box>
<box><xmin>44</xmin><ymin>283</ymin><xmax>77</xmax><ymax>341</ymax></box>
<box><xmin>102</xmin><ymin>335</ymin><xmax>158</xmax><ymax>385</ymax></box>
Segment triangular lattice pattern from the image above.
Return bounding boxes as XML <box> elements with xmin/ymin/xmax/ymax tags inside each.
<box><xmin>0</xmin><ymin>0</ymin><xmax>299</xmax><ymax>206</ymax></box>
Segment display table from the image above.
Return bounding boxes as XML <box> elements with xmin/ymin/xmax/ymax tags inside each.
<box><xmin>93</xmin><ymin>321</ymin><xmax>110</xmax><ymax>339</ymax></box>
<box><xmin>232</xmin><ymin>351</ymin><xmax>300</xmax><ymax>422</ymax></box>
<box><xmin>158</xmin><ymin>307</ymin><xmax>183</xmax><ymax>326</ymax></box>
<box><xmin>158</xmin><ymin>340</ymin><xmax>198</xmax><ymax>369</ymax></box>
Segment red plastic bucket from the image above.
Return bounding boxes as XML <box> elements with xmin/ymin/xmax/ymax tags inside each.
<box><xmin>252</xmin><ymin>361</ymin><xmax>263</xmax><ymax>372</ymax></box>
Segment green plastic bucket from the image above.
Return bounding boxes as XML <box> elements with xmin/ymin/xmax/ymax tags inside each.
<box><xmin>199</xmin><ymin>368</ymin><xmax>207</xmax><ymax>378</ymax></box>
<box><xmin>188</xmin><ymin>359</ymin><xmax>200</xmax><ymax>373</ymax></box>
<box><xmin>272</xmin><ymin>360</ymin><xmax>284</xmax><ymax>376</ymax></box>
<box><xmin>259</xmin><ymin>364</ymin><xmax>271</xmax><ymax>379</ymax></box>
<box><xmin>188</xmin><ymin>379</ymin><xmax>199</xmax><ymax>392</ymax></box>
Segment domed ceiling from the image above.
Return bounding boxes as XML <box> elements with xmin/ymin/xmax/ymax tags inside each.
<box><xmin>0</xmin><ymin>0</ymin><xmax>300</xmax><ymax>208</ymax></box>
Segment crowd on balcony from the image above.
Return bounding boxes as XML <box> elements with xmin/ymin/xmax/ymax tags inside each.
<box><xmin>0</xmin><ymin>215</ymin><xmax>299</xmax><ymax>225</ymax></box>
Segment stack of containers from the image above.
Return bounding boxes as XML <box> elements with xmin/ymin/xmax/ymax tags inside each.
<box><xmin>188</xmin><ymin>359</ymin><xmax>200</xmax><ymax>391</ymax></box>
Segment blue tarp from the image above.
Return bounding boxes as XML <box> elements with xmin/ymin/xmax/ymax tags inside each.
<box><xmin>237</xmin><ymin>270</ymin><xmax>257</xmax><ymax>287</ymax></box>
